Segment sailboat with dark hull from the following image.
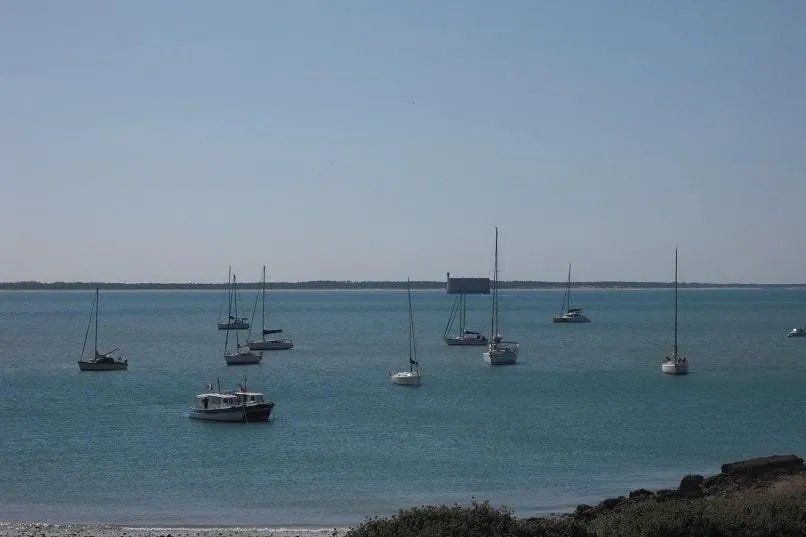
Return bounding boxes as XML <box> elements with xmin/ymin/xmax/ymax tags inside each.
<box><xmin>78</xmin><ymin>289</ymin><xmax>128</xmax><ymax>371</ymax></box>
<box><xmin>443</xmin><ymin>292</ymin><xmax>488</xmax><ymax>346</ymax></box>
<box><xmin>247</xmin><ymin>266</ymin><xmax>293</xmax><ymax>351</ymax></box>
<box><xmin>661</xmin><ymin>248</ymin><xmax>689</xmax><ymax>375</ymax></box>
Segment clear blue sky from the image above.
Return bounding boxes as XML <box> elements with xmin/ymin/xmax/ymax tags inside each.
<box><xmin>1</xmin><ymin>1</ymin><xmax>804</xmax><ymax>284</ymax></box>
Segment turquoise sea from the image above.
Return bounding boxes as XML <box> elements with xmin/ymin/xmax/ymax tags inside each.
<box><xmin>1</xmin><ymin>288</ymin><xmax>806</xmax><ymax>528</ymax></box>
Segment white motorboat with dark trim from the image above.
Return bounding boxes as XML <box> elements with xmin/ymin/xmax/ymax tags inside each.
<box><xmin>188</xmin><ymin>379</ymin><xmax>274</xmax><ymax>422</ymax></box>
<box><xmin>787</xmin><ymin>327</ymin><xmax>806</xmax><ymax>338</ymax></box>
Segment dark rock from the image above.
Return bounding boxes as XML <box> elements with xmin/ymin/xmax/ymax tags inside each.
<box><xmin>720</xmin><ymin>454</ymin><xmax>804</xmax><ymax>477</ymax></box>
<box><xmin>679</xmin><ymin>473</ymin><xmax>705</xmax><ymax>494</ymax></box>
<box><xmin>628</xmin><ymin>488</ymin><xmax>653</xmax><ymax>499</ymax></box>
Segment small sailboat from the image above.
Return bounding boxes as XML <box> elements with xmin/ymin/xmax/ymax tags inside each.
<box><xmin>787</xmin><ymin>327</ymin><xmax>806</xmax><ymax>338</ymax></box>
<box><xmin>217</xmin><ymin>267</ymin><xmax>249</xmax><ymax>330</ymax></box>
<box><xmin>224</xmin><ymin>273</ymin><xmax>263</xmax><ymax>366</ymax></box>
<box><xmin>552</xmin><ymin>263</ymin><xmax>591</xmax><ymax>323</ymax></box>
<box><xmin>78</xmin><ymin>288</ymin><xmax>128</xmax><ymax>371</ymax></box>
<box><xmin>247</xmin><ymin>265</ymin><xmax>293</xmax><ymax>351</ymax></box>
<box><xmin>483</xmin><ymin>227</ymin><xmax>519</xmax><ymax>365</ymax></box>
<box><xmin>443</xmin><ymin>291</ymin><xmax>488</xmax><ymax>346</ymax></box>
<box><xmin>390</xmin><ymin>278</ymin><xmax>422</xmax><ymax>386</ymax></box>
<box><xmin>661</xmin><ymin>248</ymin><xmax>689</xmax><ymax>375</ymax></box>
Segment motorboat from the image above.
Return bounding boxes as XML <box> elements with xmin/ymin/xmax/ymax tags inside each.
<box><xmin>188</xmin><ymin>380</ymin><xmax>274</xmax><ymax>422</ymax></box>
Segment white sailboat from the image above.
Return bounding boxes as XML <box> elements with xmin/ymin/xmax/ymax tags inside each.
<box><xmin>443</xmin><ymin>292</ymin><xmax>489</xmax><ymax>346</ymax></box>
<box><xmin>78</xmin><ymin>288</ymin><xmax>128</xmax><ymax>371</ymax></box>
<box><xmin>483</xmin><ymin>227</ymin><xmax>519</xmax><ymax>365</ymax></box>
<box><xmin>247</xmin><ymin>265</ymin><xmax>294</xmax><ymax>351</ymax></box>
<box><xmin>390</xmin><ymin>278</ymin><xmax>422</xmax><ymax>386</ymax></box>
<box><xmin>224</xmin><ymin>273</ymin><xmax>263</xmax><ymax>366</ymax></box>
<box><xmin>217</xmin><ymin>267</ymin><xmax>249</xmax><ymax>330</ymax></box>
<box><xmin>552</xmin><ymin>263</ymin><xmax>591</xmax><ymax>323</ymax></box>
<box><xmin>661</xmin><ymin>248</ymin><xmax>689</xmax><ymax>375</ymax></box>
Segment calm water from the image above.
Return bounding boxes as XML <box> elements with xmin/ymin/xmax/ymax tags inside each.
<box><xmin>1</xmin><ymin>287</ymin><xmax>806</xmax><ymax>527</ymax></box>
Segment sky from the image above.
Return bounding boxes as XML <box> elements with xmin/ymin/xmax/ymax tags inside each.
<box><xmin>1</xmin><ymin>1</ymin><xmax>805</xmax><ymax>284</ymax></box>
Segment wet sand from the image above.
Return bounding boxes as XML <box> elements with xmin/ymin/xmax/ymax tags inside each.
<box><xmin>0</xmin><ymin>523</ymin><xmax>347</xmax><ymax>537</ymax></box>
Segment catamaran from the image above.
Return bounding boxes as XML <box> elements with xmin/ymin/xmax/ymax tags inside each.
<box><xmin>553</xmin><ymin>263</ymin><xmax>591</xmax><ymax>323</ymax></box>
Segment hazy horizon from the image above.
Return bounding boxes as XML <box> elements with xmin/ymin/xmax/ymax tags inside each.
<box><xmin>2</xmin><ymin>1</ymin><xmax>804</xmax><ymax>284</ymax></box>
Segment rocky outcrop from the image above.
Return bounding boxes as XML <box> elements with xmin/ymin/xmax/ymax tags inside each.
<box><xmin>572</xmin><ymin>454</ymin><xmax>806</xmax><ymax>522</ymax></box>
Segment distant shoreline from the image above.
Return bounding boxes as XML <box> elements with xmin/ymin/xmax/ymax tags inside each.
<box><xmin>0</xmin><ymin>281</ymin><xmax>804</xmax><ymax>291</ymax></box>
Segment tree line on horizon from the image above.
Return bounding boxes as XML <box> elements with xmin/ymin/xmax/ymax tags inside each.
<box><xmin>1</xmin><ymin>280</ymin><xmax>802</xmax><ymax>290</ymax></box>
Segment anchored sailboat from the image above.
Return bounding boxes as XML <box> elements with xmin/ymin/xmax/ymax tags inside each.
<box><xmin>224</xmin><ymin>273</ymin><xmax>263</xmax><ymax>366</ymax></box>
<box><xmin>390</xmin><ymin>278</ymin><xmax>422</xmax><ymax>386</ymax></box>
<box><xmin>661</xmin><ymin>248</ymin><xmax>689</xmax><ymax>375</ymax></box>
<box><xmin>78</xmin><ymin>288</ymin><xmax>128</xmax><ymax>371</ymax></box>
<box><xmin>443</xmin><ymin>291</ymin><xmax>488</xmax><ymax>346</ymax></box>
<box><xmin>553</xmin><ymin>263</ymin><xmax>591</xmax><ymax>323</ymax></box>
<box><xmin>247</xmin><ymin>266</ymin><xmax>294</xmax><ymax>351</ymax></box>
<box><xmin>483</xmin><ymin>227</ymin><xmax>519</xmax><ymax>365</ymax></box>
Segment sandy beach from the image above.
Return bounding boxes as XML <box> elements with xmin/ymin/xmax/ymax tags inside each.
<box><xmin>0</xmin><ymin>523</ymin><xmax>348</xmax><ymax>537</ymax></box>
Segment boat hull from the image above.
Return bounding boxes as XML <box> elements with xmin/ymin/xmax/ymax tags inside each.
<box><xmin>553</xmin><ymin>314</ymin><xmax>591</xmax><ymax>323</ymax></box>
<box><xmin>390</xmin><ymin>371</ymin><xmax>422</xmax><ymax>386</ymax></box>
<box><xmin>661</xmin><ymin>360</ymin><xmax>689</xmax><ymax>375</ymax></box>
<box><xmin>248</xmin><ymin>339</ymin><xmax>293</xmax><ymax>351</ymax></box>
<box><xmin>443</xmin><ymin>336</ymin><xmax>489</xmax><ymax>346</ymax></box>
<box><xmin>483</xmin><ymin>344</ymin><xmax>519</xmax><ymax>366</ymax></box>
<box><xmin>217</xmin><ymin>320</ymin><xmax>249</xmax><ymax>330</ymax></box>
<box><xmin>787</xmin><ymin>328</ymin><xmax>806</xmax><ymax>337</ymax></box>
<box><xmin>78</xmin><ymin>360</ymin><xmax>128</xmax><ymax>371</ymax></box>
<box><xmin>189</xmin><ymin>402</ymin><xmax>274</xmax><ymax>422</ymax></box>
<box><xmin>225</xmin><ymin>351</ymin><xmax>263</xmax><ymax>365</ymax></box>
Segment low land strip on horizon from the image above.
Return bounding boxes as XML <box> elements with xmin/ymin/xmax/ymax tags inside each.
<box><xmin>2</xmin><ymin>280</ymin><xmax>805</xmax><ymax>291</ymax></box>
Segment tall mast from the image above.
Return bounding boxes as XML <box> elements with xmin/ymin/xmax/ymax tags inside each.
<box><xmin>94</xmin><ymin>288</ymin><xmax>99</xmax><ymax>354</ymax></box>
<box><xmin>674</xmin><ymin>248</ymin><xmax>678</xmax><ymax>356</ymax></box>
<box><xmin>407</xmin><ymin>278</ymin><xmax>417</xmax><ymax>371</ymax></box>
<box><xmin>490</xmin><ymin>227</ymin><xmax>499</xmax><ymax>339</ymax></box>
<box><xmin>566</xmin><ymin>263</ymin><xmax>572</xmax><ymax>313</ymax></box>
<box><xmin>261</xmin><ymin>265</ymin><xmax>266</xmax><ymax>334</ymax></box>
<box><xmin>233</xmin><ymin>273</ymin><xmax>239</xmax><ymax>348</ymax></box>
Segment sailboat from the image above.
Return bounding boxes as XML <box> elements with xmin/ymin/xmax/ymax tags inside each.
<box><xmin>443</xmin><ymin>291</ymin><xmax>489</xmax><ymax>346</ymax></box>
<box><xmin>217</xmin><ymin>267</ymin><xmax>249</xmax><ymax>330</ymax></box>
<box><xmin>78</xmin><ymin>288</ymin><xmax>128</xmax><ymax>371</ymax></box>
<box><xmin>483</xmin><ymin>227</ymin><xmax>519</xmax><ymax>365</ymax></box>
<box><xmin>552</xmin><ymin>263</ymin><xmax>591</xmax><ymax>323</ymax></box>
<box><xmin>390</xmin><ymin>278</ymin><xmax>422</xmax><ymax>386</ymax></box>
<box><xmin>224</xmin><ymin>273</ymin><xmax>263</xmax><ymax>366</ymax></box>
<box><xmin>661</xmin><ymin>248</ymin><xmax>689</xmax><ymax>375</ymax></box>
<box><xmin>247</xmin><ymin>266</ymin><xmax>294</xmax><ymax>351</ymax></box>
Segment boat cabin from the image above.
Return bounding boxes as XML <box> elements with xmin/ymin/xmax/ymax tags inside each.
<box><xmin>194</xmin><ymin>391</ymin><xmax>266</xmax><ymax>409</ymax></box>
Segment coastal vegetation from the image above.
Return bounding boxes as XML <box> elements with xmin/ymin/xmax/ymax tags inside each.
<box><xmin>1</xmin><ymin>280</ymin><xmax>803</xmax><ymax>291</ymax></box>
<box><xmin>345</xmin><ymin>455</ymin><xmax>806</xmax><ymax>537</ymax></box>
